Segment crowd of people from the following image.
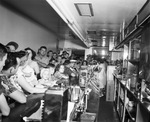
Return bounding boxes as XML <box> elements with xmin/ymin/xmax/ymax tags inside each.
<box><xmin>0</xmin><ymin>41</ymin><xmax>107</xmax><ymax>119</ymax></box>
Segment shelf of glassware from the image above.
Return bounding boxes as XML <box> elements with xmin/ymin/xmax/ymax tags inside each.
<box><xmin>113</xmin><ymin>76</ymin><xmax>136</xmax><ymax>122</ymax></box>
<box><xmin>113</xmin><ymin>75</ymin><xmax>126</xmax><ymax>122</ymax></box>
<box><xmin>113</xmin><ymin>75</ymin><xmax>150</xmax><ymax>122</ymax></box>
<box><xmin>136</xmin><ymin>80</ymin><xmax>150</xmax><ymax>122</ymax></box>
<box><xmin>124</xmin><ymin>87</ymin><xmax>138</xmax><ymax>122</ymax></box>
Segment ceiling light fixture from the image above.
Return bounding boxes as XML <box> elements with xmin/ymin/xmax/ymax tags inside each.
<box><xmin>102</xmin><ymin>40</ymin><xmax>106</xmax><ymax>47</ymax></box>
<box><xmin>75</xmin><ymin>3</ymin><xmax>94</xmax><ymax>17</ymax></box>
<box><xmin>101</xmin><ymin>50</ymin><xmax>106</xmax><ymax>55</ymax></box>
<box><xmin>102</xmin><ymin>36</ymin><xmax>106</xmax><ymax>39</ymax></box>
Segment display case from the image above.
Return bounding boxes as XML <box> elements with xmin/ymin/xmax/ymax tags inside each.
<box><xmin>113</xmin><ymin>1</ymin><xmax>150</xmax><ymax>122</ymax></box>
<box><xmin>113</xmin><ymin>76</ymin><xmax>142</xmax><ymax>122</ymax></box>
<box><xmin>137</xmin><ymin>23</ymin><xmax>150</xmax><ymax>122</ymax></box>
<box><xmin>124</xmin><ymin>37</ymin><xmax>141</xmax><ymax>93</ymax></box>
<box><xmin>128</xmin><ymin>38</ymin><xmax>140</xmax><ymax>64</ymax></box>
<box><xmin>114</xmin><ymin>36</ymin><xmax>146</xmax><ymax>121</ymax></box>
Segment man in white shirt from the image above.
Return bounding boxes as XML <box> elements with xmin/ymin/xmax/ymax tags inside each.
<box><xmin>35</xmin><ymin>46</ymin><xmax>49</xmax><ymax>68</ymax></box>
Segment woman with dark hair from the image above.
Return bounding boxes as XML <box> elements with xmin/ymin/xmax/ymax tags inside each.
<box><xmin>25</xmin><ymin>48</ymin><xmax>36</xmax><ymax>60</ymax></box>
<box><xmin>24</xmin><ymin>47</ymin><xmax>40</xmax><ymax>76</ymax></box>
<box><xmin>13</xmin><ymin>50</ymin><xmax>47</xmax><ymax>94</ymax></box>
<box><xmin>54</xmin><ymin>64</ymin><xmax>69</xmax><ymax>86</ymax></box>
<box><xmin>80</xmin><ymin>60</ymin><xmax>88</xmax><ymax>70</ymax></box>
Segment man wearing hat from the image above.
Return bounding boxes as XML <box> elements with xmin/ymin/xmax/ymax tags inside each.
<box><xmin>64</xmin><ymin>60</ymin><xmax>78</xmax><ymax>77</ymax></box>
<box><xmin>6</xmin><ymin>41</ymin><xmax>19</xmax><ymax>52</ymax></box>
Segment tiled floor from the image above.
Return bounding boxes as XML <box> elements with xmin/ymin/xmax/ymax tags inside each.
<box><xmin>97</xmin><ymin>96</ymin><xmax>120</xmax><ymax>122</ymax></box>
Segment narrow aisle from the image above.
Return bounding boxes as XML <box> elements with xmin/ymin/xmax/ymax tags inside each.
<box><xmin>97</xmin><ymin>96</ymin><xmax>120</xmax><ymax>122</ymax></box>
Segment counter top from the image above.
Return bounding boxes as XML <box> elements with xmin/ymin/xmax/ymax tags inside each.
<box><xmin>46</xmin><ymin>87</ymin><xmax>68</xmax><ymax>96</ymax></box>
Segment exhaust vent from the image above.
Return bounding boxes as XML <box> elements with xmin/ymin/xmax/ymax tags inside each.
<box><xmin>87</xmin><ymin>31</ymin><xmax>96</xmax><ymax>35</ymax></box>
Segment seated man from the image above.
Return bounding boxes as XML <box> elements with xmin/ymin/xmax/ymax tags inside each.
<box><xmin>2</xmin><ymin>52</ymin><xmax>27</xmax><ymax>104</ymax></box>
<box><xmin>0</xmin><ymin>43</ymin><xmax>10</xmax><ymax>116</ymax></box>
<box><xmin>35</xmin><ymin>46</ymin><xmax>49</xmax><ymax>68</ymax></box>
<box><xmin>1</xmin><ymin>52</ymin><xmax>43</xmax><ymax>122</ymax></box>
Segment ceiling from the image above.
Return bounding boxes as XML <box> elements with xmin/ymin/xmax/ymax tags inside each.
<box><xmin>1</xmin><ymin>0</ymin><xmax>147</xmax><ymax>48</ymax></box>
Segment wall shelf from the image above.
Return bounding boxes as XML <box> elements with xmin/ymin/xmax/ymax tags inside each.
<box><xmin>113</xmin><ymin>75</ymin><xmax>150</xmax><ymax>122</ymax></box>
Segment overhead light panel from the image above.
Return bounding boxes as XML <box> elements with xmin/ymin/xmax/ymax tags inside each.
<box><xmin>75</xmin><ymin>3</ymin><xmax>94</xmax><ymax>17</ymax></box>
<box><xmin>102</xmin><ymin>36</ymin><xmax>106</xmax><ymax>39</ymax></box>
<box><xmin>101</xmin><ymin>50</ymin><xmax>106</xmax><ymax>55</ymax></box>
<box><xmin>102</xmin><ymin>40</ymin><xmax>106</xmax><ymax>47</ymax></box>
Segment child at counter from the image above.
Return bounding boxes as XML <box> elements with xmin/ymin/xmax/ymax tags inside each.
<box><xmin>54</xmin><ymin>64</ymin><xmax>69</xmax><ymax>86</ymax></box>
<box><xmin>36</xmin><ymin>68</ymin><xmax>57</xmax><ymax>88</ymax></box>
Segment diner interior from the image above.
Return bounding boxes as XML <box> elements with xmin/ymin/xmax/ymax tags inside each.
<box><xmin>0</xmin><ymin>0</ymin><xmax>150</xmax><ymax>122</ymax></box>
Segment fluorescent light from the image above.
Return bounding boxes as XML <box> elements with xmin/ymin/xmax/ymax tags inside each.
<box><xmin>94</xmin><ymin>50</ymin><xmax>97</xmax><ymax>54</ymax></box>
<box><xmin>138</xmin><ymin>50</ymin><xmax>140</xmax><ymax>53</ymax></box>
<box><xmin>75</xmin><ymin>3</ymin><xmax>94</xmax><ymax>17</ymax></box>
<box><xmin>123</xmin><ymin>51</ymin><xmax>128</xmax><ymax>59</ymax></box>
<box><xmin>102</xmin><ymin>36</ymin><xmax>106</xmax><ymax>39</ymax></box>
<box><xmin>101</xmin><ymin>50</ymin><xmax>105</xmax><ymax>55</ymax></box>
<box><xmin>102</xmin><ymin>40</ymin><xmax>106</xmax><ymax>47</ymax></box>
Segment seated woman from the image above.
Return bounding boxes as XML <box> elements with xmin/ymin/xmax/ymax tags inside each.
<box><xmin>54</xmin><ymin>64</ymin><xmax>69</xmax><ymax>86</ymax></box>
<box><xmin>21</xmin><ymin>64</ymin><xmax>38</xmax><ymax>87</ymax></box>
<box><xmin>24</xmin><ymin>48</ymin><xmax>40</xmax><ymax>76</ymax></box>
<box><xmin>14</xmin><ymin>50</ymin><xmax>38</xmax><ymax>87</ymax></box>
<box><xmin>12</xmin><ymin>51</ymin><xmax>47</xmax><ymax>94</ymax></box>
